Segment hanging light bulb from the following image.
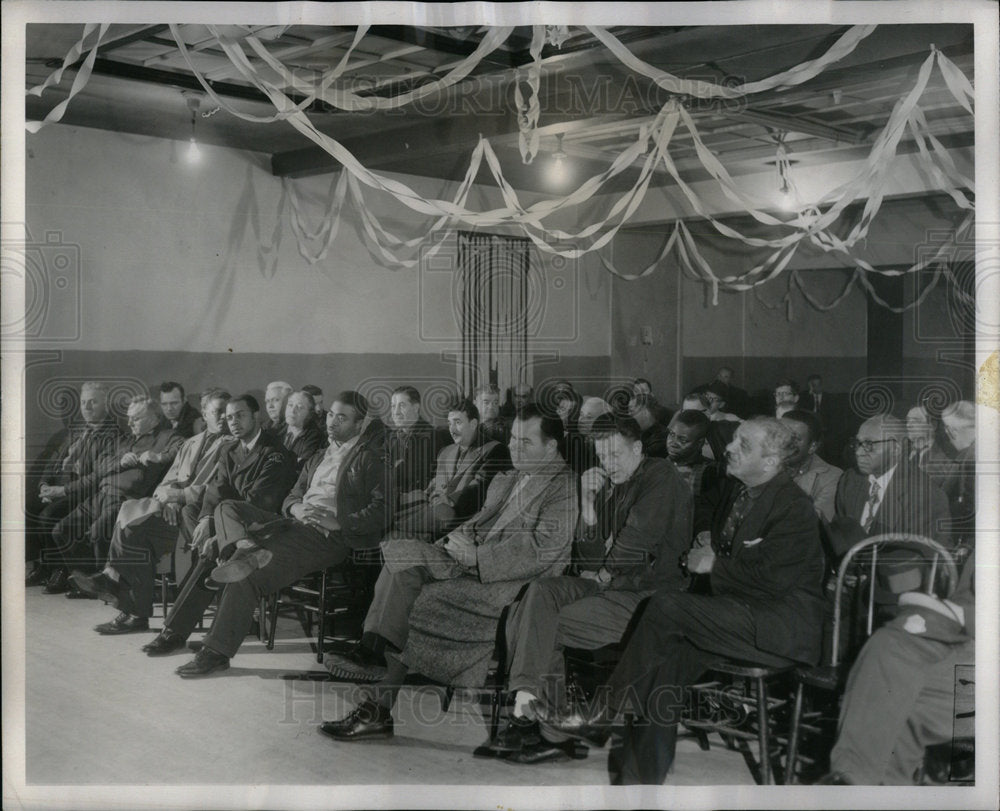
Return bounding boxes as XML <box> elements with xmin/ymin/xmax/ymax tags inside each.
<box><xmin>547</xmin><ymin>133</ymin><xmax>569</xmax><ymax>186</ymax></box>
<box><xmin>773</xmin><ymin>132</ymin><xmax>797</xmax><ymax>212</ymax></box>
<box><xmin>184</xmin><ymin>93</ymin><xmax>202</xmax><ymax>164</ymax></box>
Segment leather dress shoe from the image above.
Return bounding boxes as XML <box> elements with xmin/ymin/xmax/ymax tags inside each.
<box><xmin>176</xmin><ymin>647</ymin><xmax>230</xmax><ymax>678</ymax></box>
<box><xmin>69</xmin><ymin>570</ymin><xmax>120</xmax><ymax>605</ymax></box>
<box><xmin>319</xmin><ymin>700</ymin><xmax>393</xmax><ymax>741</ymax></box>
<box><xmin>43</xmin><ymin>567</ymin><xmax>70</xmax><ymax>594</ymax></box>
<box><xmin>537</xmin><ymin>702</ymin><xmax>615</xmax><ymax>748</ymax></box>
<box><xmin>95</xmin><ymin>612</ymin><xmax>150</xmax><ymax>635</ymax></box>
<box><xmin>142</xmin><ymin>631</ymin><xmax>187</xmax><ymax>656</ymax></box>
<box><xmin>490</xmin><ymin>715</ymin><xmax>544</xmax><ymax>753</ymax></box>
<box><xmin>324</xmin><ymin>644</ymin><xmax>387</xmax><ymax>683</ymax></box>
<box><xmin>211</xmin><ymin>545</ymin><xmax>273</xmax><ymax>583</ymax></box>
<box><xmin>504</xmin><ymin>738</ymin><xmax>588</xmax><ymax>764</ymax></box>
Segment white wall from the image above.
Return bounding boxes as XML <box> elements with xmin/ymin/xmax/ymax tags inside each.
<box><xmin>25</xmin><ymin>124</ymin><xmax>611</xmax><ymax>359</ymax></box>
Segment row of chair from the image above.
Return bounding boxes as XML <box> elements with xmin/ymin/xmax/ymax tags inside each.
<box><xmin>151</xmin><ymin>533</ymin><xmax>965</xmax><ymax>785</ymax></box>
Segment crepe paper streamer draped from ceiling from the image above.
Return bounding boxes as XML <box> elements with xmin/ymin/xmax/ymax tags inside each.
<box><xmin>25</xmin><ymin>25</ymin><xmax>974</xmax><ymax>314</ymax></box>
<box><xmin>513</xmin><ymin>25</ymin><xmax>546</xmax><ymax>164</ymax></box>
<box><xmin>25</xmin><ymin>23</ymin><xmax>110</xmax><ymax>133</ymax></box>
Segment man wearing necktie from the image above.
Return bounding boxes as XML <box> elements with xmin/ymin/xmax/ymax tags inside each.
<box><xmin>320</xmin><ymin>404</ymin><xmax>577</xmax><ymax>741</ymax></box>
<box><xmin>71</xmin><ymin>389</ymin><xmax>236</xmax><ymax>633</ymax></box>
<box><xmin>542</xmin><ymin>417</ymin><xmax>825</xmax><ymax>785</ymax></box>
<box><xmin>827</xmin><ymin>414</ymin><xmax>951</xmax><ymax>646</ymax></box>
<box><xmin>135</xmin><ymin>394</ymin><xmax>296</xmax><ymax>657</ymax></box>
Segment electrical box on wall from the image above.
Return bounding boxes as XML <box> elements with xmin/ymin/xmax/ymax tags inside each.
<box><xmin>640</xmin><ymin>325</ymin><xmax>653</xmax><ymax>345</ymax></box>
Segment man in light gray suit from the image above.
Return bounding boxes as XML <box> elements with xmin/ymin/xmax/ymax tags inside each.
<box><xmin>321</xmin><ymin>404</ymin><xmax>578</xmax><ymax>741</ymax></box>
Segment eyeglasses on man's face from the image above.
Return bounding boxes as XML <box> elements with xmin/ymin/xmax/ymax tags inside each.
<box><xmin>848</xmin><ymin>437</ymin><xmax>897</xmax><ymax>454</ymax></box>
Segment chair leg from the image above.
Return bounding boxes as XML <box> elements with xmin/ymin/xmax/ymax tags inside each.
<box><xmin>490</xmin><ymin>687</ymin><xmax>503</xmax><ymax>742</ymax></box>
<box><xmin>756</xmin><ymin>677</ymin><xmax>772</xmax><ymax>785</ymax></box>
<box><xmin>160</xmin><ymin>576</ymin><xmax>169</xmax><ymax>619</ymax></box>
<box><xmin>785</xmin><ymin>681</ymin><xmax>805</xmax><ymax>786</ymax></box>
<box><xmin>266</xmin><ymin>593</ymin><xmax>279</xmax><ymax>650</ymax></box>
<box><xmin>316</xmin><ymin>569</ymin><xmax>327</xmax><ymax>664</ymax></box>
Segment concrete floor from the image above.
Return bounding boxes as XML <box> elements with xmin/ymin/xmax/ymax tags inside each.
<box><xmin>19</xmin><ymin>585</ymin><xmax>758</xmax><ymax>797</ymax></box>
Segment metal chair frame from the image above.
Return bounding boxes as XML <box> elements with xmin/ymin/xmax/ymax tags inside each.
<box><xmin>784</xmin><ymin>532</ymin><xmax>958</xmax><ymax>784</ymax></box>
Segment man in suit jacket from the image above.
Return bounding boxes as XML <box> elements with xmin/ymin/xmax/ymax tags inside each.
<box><xmin>782</xmin><ymin>409</ymin><xmax>842</xmax><ymax>522</ymax></box>
<box><xmin>27</xmin><ymin>381</ymin><xmax>123</xmax><ymax>590</ymax></box>
<box><xmin>827</xmin><ymin>415</ymin><xmax>951</xmax><ymax>650</ymax></box>
<box><xmin>70</xmin><ymin>389</ymin><xmax>235</xmax><ymax>633</ymax></box>
<box><xmin>138</xmin><ymin>393</ymin><xmax>297</xmax><ymax>655</ymax></box>
<box><xmin>392</xmin><ymin>398</ymin><xmax>510</xmax><ymax>539</ymax></box>
<box><xmin>386</xmin><ymin>385</ymin><xmax>439</xmax><ymax>516</ymax></box>
<box><xmin>45</xmin><ymin>395</ymin><xmax>183</xmax><ymax>592</ymax></box>
<box><xmin>320</xmin><ymin>405</ymin><xmax>577</xmax><ymax>741</ymax></box>
<box><xmin>159</xmin><ymin>381</ymin><xmax>201</xmax><ymax>439</ymax></box>
<box><xmin>493</xmin><ymin>414</ymin><xmax>693</xmax><ymax>760</ymax></box>
<box><xmin>545</xmin><ymin>416</ymin><xmax>825</xmax><ymax>785</ymax></box>
<box><xmin>830</xmin><ymin>415</ymin><xmax>950</xmax><ymax>556</ymax></box>
<box><xmin>172</xmin><ymin>391</ymin><xmax>388</xmax><ymax>677</ymax></box>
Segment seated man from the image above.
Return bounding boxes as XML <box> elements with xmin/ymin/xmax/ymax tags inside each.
<box><xmin>474</xmin><ymin>383</ymin><xmax>509</xmax><ymax>445</ymax></box>
<box><xmin>27</xmin><ymin>381</ymin><xmax>123</xmax><ymax>588</ymax></box>
<box><xmin>781</xmin><ymin>409</ymin><xmax>842</xmax><ymax>522</ymax></box>
<box><xmin>494</xmin><ymin>415</ymin><xmax>693</xmax><ymax>761</ymax></box>
<box><xmin>665</xmin><ymin>409</ymin><xmax>715</xmax><ymax>494</ymax></box>
<box><xmin>70</xmin><ymin>389</ymin><xmax>235</xmax><ymax>633</ymax></box>
<box><xmin>172</xmin><ymin>391</ymin><xmax>387</xmax><ymax>676</ymax></box>
<box><xmin>628</xmin><ymin>393</ymin><xmax>669</xmax><ymax>459</ymax></box>
<box><xmin>692</xmin><ymin>366</ymin><xmax>749</xmax><ymax>417</ymax></box>
<box><xmin>501</xmin><ymin>382</ymin><xmax>534</xmax><ymax>419</ymax></box>
<box><xmin>302</xmin><ymin>384</ymin><xmax>325</xmax><ymax>418</ymax></box>
<box><xmin>578</xmin><ymin>396</ymin><xmax>612</xmax><ymax>435</ymax></box>
<box><xmin>44</xmin><ymin>396</ymin><xmax>182</xmax><ymax>593</ymax></box>
<box><xmin>387</xmin><ymin>385</ymin><xmax>439</xmax><ymax>516</ymax></box>
<box><xmin>773</xmin><ymin>378</ymin><xmax>800</xmax><ymax>416</ymax></box>
<box><xmin>704</xmin><ymin>381</ymin><xmax>741</xmax><ymax>423</ymax></box>
<box><xmin>140</xmin><ymin>394</ymin><xmax>297</xmax><ymax>655</ymax></box>
<box><xmin>320</xmin><ymin>405</ymin><xmax>577</xmax><ymax>739</ymax></box>
<box><xmin>829</xmin><ymin>414</ymin><xmax>951</xmax><ymax>599</ymax></box>
<box><xmin>261</xmin><ymin>380</ymin><xmax>293</xmax><ymax>438</ymax></box>
<box><xmin>939</xmin><ymin>401</ymin><xmax>975</xmax><ymax>547</ymax></box>
<box><xmin>159</xmin><ymin>381</ymin><xmax>201</xmax><ymax>438</ymax></box>
<box><xmin>824</xmin><ymin>550</ymin><xmax>975</xmax><ymax>785</ymax></box>
<box><xmin>392</xmin><ymin>399</ymin><xmax>510</xmax><ymax>539</ymax></box>
<box><xmin>631</xmin><ymin>378</ymin><xmax>652</xmax><ymax>398</ymax></box>
<box><xmin>282</xmin><ymin>389</ymin><xmax>327</xmax><ymax>471</ymax></box>
<box><xmin>543</xmin><ymin>417</ymin><xmax>825</xmax><ymax>785</ymax></box>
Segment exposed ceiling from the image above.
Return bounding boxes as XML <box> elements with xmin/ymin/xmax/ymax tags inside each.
<box><xmin>25</xmin><ymin>22</ymin><xmax>975</xmax><ymax>196</ymax></box>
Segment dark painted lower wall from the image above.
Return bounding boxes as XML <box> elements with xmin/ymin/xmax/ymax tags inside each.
<box><xmin>682</xmin><ymin>355</ymin><xmax>973</xmax><ymax>419</ymax></box>
<box><xmin>682</xmin><ymin>356</ymin><xmax>868</xmax><ymax>406</ymax></box>
<box><xmin>22</xmin><ymin>350</ymin><xmax>610</xmax><ymax>457</ymax></box>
